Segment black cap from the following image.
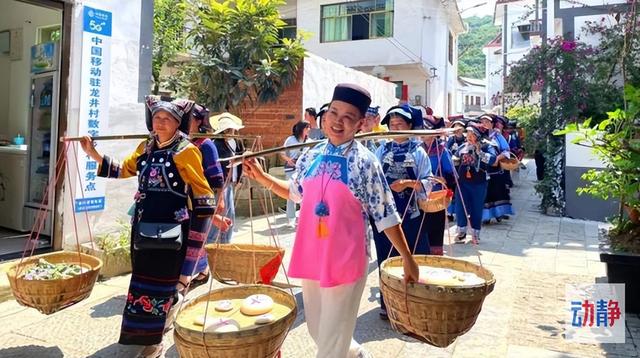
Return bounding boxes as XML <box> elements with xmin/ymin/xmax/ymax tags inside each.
<box><xmin>331</xmin><ymin>83</ymin><xmax>372</xmax><ymax>118</ymax></box>
<box><xmin>466</xmin><ymin>122</ymin><xmax>487</xmax><ymax>139</ymax></box>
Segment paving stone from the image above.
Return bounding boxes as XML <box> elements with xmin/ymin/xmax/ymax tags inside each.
<box><xmin>0</xmin><ymin>332</ymin><xmax>86</xmax><ymax>358</ymax></box>
<box><xmin>0</xmin><ymin>165</ymin><xmax>636</xmax><ymax>358</ymax></box>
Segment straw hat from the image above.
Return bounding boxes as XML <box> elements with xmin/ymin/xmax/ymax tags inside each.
<box><xmin>210</xmin><ymin>113</ymin><xmax>244</xmax><ymax>134</ymax></box>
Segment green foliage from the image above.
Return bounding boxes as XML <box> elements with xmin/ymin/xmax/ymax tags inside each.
<box><xmin>458</xmin><ymin>16</ymin><xmax>500</xmax><ymax>79</ymax></box>
<box><xmin>505</xmin><ymin>104</ymin><xmax>540</xmax><ymax>153</ymax></box>
<box><xmin>168</xmin><ymin>0</ymin><xmax>306</xmax><ymax>112</ymax></box>
<box><xmin>507</xmin><ymin>37</ymin><xmax>596</xmax><ymax>213</ymax></box>
<box><xmin>506</xmin><ymin>6</ymin><xmax>640</xmax><ymax>214</ymax></box>
<box><xmin>152</xmin><ymin>0</ymin><xmax>187</xmax><ymax>94</ymax></box>
<box><xmin>94</xmin><ymin>219</ymin><xmax>131</xmax><ymax>254</ymax></box>
<box><xmin>556</xmin><ymin>85</ymin><xmax>640</xmax><ymax>224</ymax></box>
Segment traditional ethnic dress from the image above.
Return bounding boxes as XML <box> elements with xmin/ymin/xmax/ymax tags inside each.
<box><xmin>446</xmin><ymin>134</ymin><xmax>465</xmax><ymax>216</ymax></box>
<box><xmin>482</xmin><ymin>130</ymin><xmax>515</xmax><ymax>221</ymax></box>
<box><xmin>287</xmin><ymin>139</ymin><xmax>400</xmax><ymax>357</ymax></box>
<box><xmin>98</xmin><ymin>133</ymin><xmax>215</xmax><ymax>346</ymax></box>
<box><xmin>455</xmin><ymin>139</ymin><xmax>497</xmax><ymax>240</ymax></box>
<box><xmin>373</xmin><ymin>139</ymin><xmax>432</xmax><ymax>310</ymax></box>
<box><xmin>424</xmin><ymin>139</ymin><xmax>455</xmax><ymax>255</ymax></box>
<box><xmin>189</xmin><ymin>137</ymin><xmax>224</xmax><ymax>275</ymax></box>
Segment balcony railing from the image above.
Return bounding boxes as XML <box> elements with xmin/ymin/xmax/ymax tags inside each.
<box><xmin>464</xmin><ymin>104</ymin><xmax>483</xmax><ymax>112</ymax></box>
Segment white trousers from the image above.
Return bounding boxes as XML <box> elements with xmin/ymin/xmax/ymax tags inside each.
<box><xmin>301</xmin><ymin>267</ymin><xmax>368</xmax><ymax>358</ymax></box>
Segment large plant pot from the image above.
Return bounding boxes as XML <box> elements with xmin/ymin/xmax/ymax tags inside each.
<box><xmin>599</xmin><ymin>231</ymin><xmax>640</xmax><ymax>313</ymax></box>
<box><xmin>81</xmin><ymin>243</ymin><xmax>131</xmax><ymax>278</ymax></box>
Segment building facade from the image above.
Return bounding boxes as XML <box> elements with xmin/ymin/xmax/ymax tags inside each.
<box><xmin>280</xmin><ymin>0</ymin><xmax>466</xmax><ymax>116</ymax></box>
<box><xmin>486</xmin><ymin>0</ymin><xmax>629</xmax><ymax>220</ymax></box>
<box><xmin>456</xmin><ymin>76</ymin><xmax>487</xmax><ymax>117</ymax></box>
<box><xmin>0</xmin><ymin>0</ymin><xmax>153</xmax><ymax>257</ymax></box>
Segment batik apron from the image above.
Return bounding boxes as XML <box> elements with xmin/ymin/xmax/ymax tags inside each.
<box><xmin>288</xmin><ymin>153</ymin><xmax>367</xmax><ymax>288</ymax></box>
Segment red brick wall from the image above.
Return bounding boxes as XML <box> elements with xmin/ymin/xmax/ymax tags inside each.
<box><xmin>238</xmin><ymin>66</ymin><xmax>304</xmax><ymax>151</ymax></box>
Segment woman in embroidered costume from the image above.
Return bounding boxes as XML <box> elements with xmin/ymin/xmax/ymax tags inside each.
<box><xmin>479</xmin><ymin>114</ymin><xmax>515</xmax><ymax>223</ymax></box>
<box><xmin>455</xmin><ymin>123</ymin><xmax>498</xmax><ymax>243</ymax></box>
<box><xmin>181</xmin><ymin>102</ymin><xmax>231</xmax><ymax>291</ymax></box>
<box><xmin>79</xmin><ymin>97</ymin><xmax>216</xmax><ymax>358</ymax></box>
<box><xmin>422</xmin><ymin>115</ymin><xmax>456</xmax><ymax>256</ymax></box>
<box><xmin>243</xmin><ymin>84</ymin><xmax>419</xmax><ymax>358</ymax></box>
<box><xmin>372</xmin><ymin>105</ymin><xmax>432</xmax><ymax>320</ymax></box>
<box><xmin>446</xmin><ymin>118</ymin><xmax>467</xmax><ymax>220</ymax></box>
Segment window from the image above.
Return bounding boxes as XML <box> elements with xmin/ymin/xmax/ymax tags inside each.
<box><xmin>392</xmin><ymin>80</ymin><xmax>403</xmax><ymax>99</ymax></box>
<box><xmin>278</xmin><ymin>18</ymin><xmax>297</xmax><ymax>40</ymax></box>
<box><xmin>448</xmin><ymin>31</ymin><xmax>454</xmax><ymax>64</ymax></box>
<box><xmin>475</xmin><ymin>96</ymin><xmax>481</xmax><ymax>105</ymax></box>
<box><xmin>321</xmin><ymin>0</ymin><xmax>393</xmax><ymax>43</ymax></box>
<box><xmin>37</xmin><ymin>25</ymin><xmax>61</xmax><ymax>44</ymax></box>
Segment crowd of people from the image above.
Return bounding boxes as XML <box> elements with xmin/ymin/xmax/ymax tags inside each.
<box><xmin>77</xmin><ymin>83</ymin><xmax>525</xmax><ymax>358</ymax></box>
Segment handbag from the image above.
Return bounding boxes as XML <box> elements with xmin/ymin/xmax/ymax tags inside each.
<box><xmin>134</xmin><ymin>222</ymin><xmax>183</xmax><ymax>250</ymax></box>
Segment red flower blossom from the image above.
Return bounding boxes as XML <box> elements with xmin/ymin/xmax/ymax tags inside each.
<box><xmin>139</xmin><ymin>296</ymin><xmax>153</xmax><ymax>312</ymax></box>
<box><xmin>127</xmin><ymin>293</ymin><xmax>134</xmax><ymax>303</ymax></box>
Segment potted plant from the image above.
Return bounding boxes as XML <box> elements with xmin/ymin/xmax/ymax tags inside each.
<box><xmin>557</xmin><ymin>85</ymin><xmax>640</xmax><ymax>313</ymax></box>
<box><xmin>81</xmin><ymin>219</ymin><xmax>132</xmax><ymax>278</ymax></box>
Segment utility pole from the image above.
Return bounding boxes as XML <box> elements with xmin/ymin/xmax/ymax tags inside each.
<box><xmin>540</xmin><ymin>0</ymin><xmax>547</xmax><ymax>124</ymax></box>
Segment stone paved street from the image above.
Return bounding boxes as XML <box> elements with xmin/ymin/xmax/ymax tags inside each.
<box><xmin>0</xmin><ymin>160</ymin><xmax>639</xmax><ymax>357</ymax></box>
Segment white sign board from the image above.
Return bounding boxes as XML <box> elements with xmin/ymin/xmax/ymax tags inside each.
<box><xmin>75</xmin><ymin>5</ymin><xmax>112</xmax><ymax>212</ymax></box>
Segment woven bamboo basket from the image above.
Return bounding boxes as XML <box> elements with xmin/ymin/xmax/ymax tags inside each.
<box><xmin>205</xmin><ymin>244</ymin><xmax>284</xmax><ymax>284</ymax></box>
<box><xmin>418</xmin><ymin>177</ymin><xmax>452</xmax><ymax>213</ymax></box>
<box><xmin>380</xmin><ymin>255</ymin><xmax>495</xmax><ymax>347</ymax></box>
<box><xmin>174</xmin><ymin>285</ymin><xmax>297</xmax><ymax>358</ymax></box>
<box><xmin>499</xmin><ymin>152</ymin><xmax>520</xmax><ymax>171</ymax></box>
<box><xmin>6</xmin><ymin>251</ymin><xmax>103</xmax><ymax>314</ymax></box>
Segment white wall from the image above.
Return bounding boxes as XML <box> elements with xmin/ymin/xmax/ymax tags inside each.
<box><xmin>565</xmin><ymin>132</ymin><xmax>606</xmax><ymax>169</ymax></box>
<box><xmin>484</xmin><ymin>47</ymin><xmax>502</xmax><ymax>106</ymax></box>
<box><xmin>0</xmin><ymin>1</ymin><xmax>61</xmax><ymax>141</ymax></box>
<box><xmin>302</xmin><ymin>54</ymin><xmax>397</xmax><ymax>119</ymax></box>
<box><xmin>63</xmin><ymin>0</ymin><xmax>146</xmax><ymax>246</ymax></box>
<box><xmin>574</xmin><ymin>14</ymin><xmax>617</xmax><ymax>46</ymax></box>
<box><xmin>296</xmin><ymin>0</ymin><xmax>421</xmax><ymax>67</ymax></box>
<box><xmin>559</xmin><ymin>0</ymin><xmax>626</xmax><ymax>9</ymax></box>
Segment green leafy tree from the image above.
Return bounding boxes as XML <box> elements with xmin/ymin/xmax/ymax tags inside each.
<box><xmin>458</xmin><ymin>16</ymin><xmax>500</xmax><ymax>79</ymax></box>
<box><xmin>555</xmin><ymin>85</ymin><xmax>640</xmax><ymax>252</ymax></box>
<box><xmin>168</xmin><ymin>0</ymin><xmax>306</xmax><ymax>112</ymax></box>
<box><xmin>506</xmin><ymin>7</ymin><xmax>640</xmax><ymax>215</ymax></box>
<box><xmin>152</xmin><ymin>0</ymin><xmax>187</xmax><ymax>94</ymax></box>
<box><xmin>505</xmin><ymin>104</ymin><xmax>540</xmax><ymax>153</ymax></box>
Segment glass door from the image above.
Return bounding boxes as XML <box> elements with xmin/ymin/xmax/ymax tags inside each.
<box><xmin>26</xmin><ymin>72</ymin><xmax>56</xmax><ymax>208</ymax></box>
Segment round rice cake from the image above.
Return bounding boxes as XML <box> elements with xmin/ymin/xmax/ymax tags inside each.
<box><xmin>240</xmin><ymin>294</ymin><xmax>274</xmax><ymax>316</ymax></box>
<box><xmin>203</xmin><ymin>317</ymin><xmax>240</xmax><ymax>333</ymax></box>
<box><xmin>214</xmin><ymin>299</ymin><xmax>234</xmax><ymax>312</ymax></box>
<box><xmin>254</xmin><ymin>313</ymin><xmax>275</xmax><ymax>325</ymax></box>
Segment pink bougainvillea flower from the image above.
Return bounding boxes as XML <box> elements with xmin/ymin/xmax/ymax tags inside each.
<box><xmin>561</xmin><ymin>40</ymin><xmax>577</xmax><ymax>52</ymax></box>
